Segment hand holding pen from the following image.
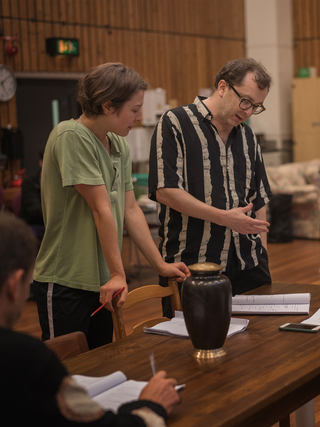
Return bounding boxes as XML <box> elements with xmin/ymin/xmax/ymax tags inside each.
<box><xmin>149</xmin><ymin>351</ymin><xmax>185</xmax><ymax>391</ymax></box>
<box><xmin>91</xmin><ymin>286</ymin><xmax>125</xmax><ymax>317</ymax></box>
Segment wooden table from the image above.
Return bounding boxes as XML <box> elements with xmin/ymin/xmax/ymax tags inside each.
<box><xmin>64</xmin><ymin>282</ymin><xmax>320</xmax><ymax>427</ymax></box>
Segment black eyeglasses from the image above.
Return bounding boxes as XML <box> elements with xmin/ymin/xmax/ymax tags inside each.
<box><xmin>226</xmin><ymin>80</ymin><xmax>266</xmax><ymax>115</ymax></box>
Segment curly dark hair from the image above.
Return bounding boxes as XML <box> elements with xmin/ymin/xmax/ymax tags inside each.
<box><xmin>214</xmin><ymin>58</ymin><xmax>272</xmax><ymax>91</ymax></box>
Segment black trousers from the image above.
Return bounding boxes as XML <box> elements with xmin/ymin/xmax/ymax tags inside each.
<box><xmin>33</xmin><ymin>281</ymin><xmax>113</xmax><ymax>350</ymax></box>
<box><xmin>162</xmin><ymin>245</ymin><xmax>272</xmax><ymax>318</ymax></box>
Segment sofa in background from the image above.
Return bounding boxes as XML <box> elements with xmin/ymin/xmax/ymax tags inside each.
<box><xmin>266</xmin><ymin>159</ymin><xmax>320</xmax><ymax>239</ymax></box>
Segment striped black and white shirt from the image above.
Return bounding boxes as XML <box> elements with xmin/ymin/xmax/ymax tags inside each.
<box><xmin>149</xmin><ymin>96</ymin><xmax>272</xmax><ymax>272</ymax></box>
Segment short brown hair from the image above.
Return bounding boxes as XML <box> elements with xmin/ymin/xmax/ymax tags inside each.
<box><xmin>77</xmin><ymin>62</ymin><xmax>148</xmax><ymax>117</ymax></box>
<box><xmin>0</xmin><ymin>213</ymin><xmax>37</xmax><ymax>291</ymax></box>
<box><xmin>214</xmin><ymin>58</ymin><xmax>272</xmax><ymax>91</ymax></box>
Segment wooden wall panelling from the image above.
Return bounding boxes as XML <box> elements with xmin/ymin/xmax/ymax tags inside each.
<box><xmin>196</xmin><ymin>38</ymin><xmax>209</xmax><ymax>92</ymax></box>
<box><xmin>79</xmin><ymin>0</ymin><xmax>91</xmax><ymax>70</ymax></box>
<box><xmin>105</xmin><ymin>1</ymin><xmax>118</xmax><ymax>63</ymax></box>
<box><xmin>87</xmin><ymin>0</ymin><xmax>98</xmax><ymax>67</ymax></box>
<box><xmin>0</xmin><ymin>0</ymin><xmax>248</xmax><ymax>136</ymax></box>
<box><xmin>311</xmin><ymin>0</ymin><xmax>318</xmax><ymax>71</ymax></box>
<box><xmin>231</xmin><ymin>0</ymin><xmax>245</xmax><ymax>40</ymax></box>
<box><xmin>95</xmin><ymin>0</ymin><xmax>106</xmax><ymax>67</ymax></box>
<box><xmin>134</xmin><ymin>24</ymin><xmax>147</xmax><ymax>81</ymax></box>
<box><xmin>314</xmin><ymin>0</ymin><xmax>320</xmax><ymax>74</ymax></box>
<box><xmin>10</xmin><ymin>0</ymin><xmax>23</xmax><ymax>71</ymax></box>
<box><xmin>302</xmin><ymin>0</ymin><xmax>311</xmax><ymax>68</ymax></box>
<box><xmin>169</xmin><ymin>34</ymin><xmax>184</xmax><ymax>105</ymax></box>
<box><xmin>145</xmin><ymin>0</ymin><xmax>158</xmax><ymax>32</ymax></box>
<box><xmin>27</xmin><ymin>0</ymin><xmax>39</xmax><ymax>71</ymax></box>
<box><xmin>50</xmin><ymin>0</ymin><xmax>60</xmax><ymax>72</ymax></box>
<box><xmin>292</xmin><ymin>0</ymin><xmax>302</xmax><ymax>75</ymax></box>
<box><xmin>57</xmin><ymin>0</ymin><xmax>70</xmax><ymax>73</ymax></box>
<box><xmin>135</xmin><ymin>0</ymin><xmax>145</xmax><ymax>30</ymax></box>
<box><xmin>147</xmin><ymin>32</ymin><xmax>161</xmax><ymax>90</ymax></box>
<box><xmin>18</xmin><ymin>0</ymin><xmax>31</xmax><ymax>71</ymax></box>
<box><xmin>64</xmin><ymin>0</ymin><xmax>77</xmax><ymax>72</ymax></box>
<box><xmin>72</xmin><ymin>0</ymin><xmax>84</xmax><ymax>71</ymax></box>
<box><xmin>107</xmin><ymin>0</ymin><xmax>118</xmax><ymax>29</ymax></box>
<box><xmin>2</xmin><ymin>0</ymin><xmax>15</xmax><ymax>73</ymax></box>
<box><xmin>34</xmin><ymin>0</ymin><xmax>46</xmax><ymax>71</ymax></box>
<box><xmin>42</xmin><ymin>0</ymin><xmax>54</xmax><ymax>71</ymax></box>
<box><xmin>305</xmin><ymin>0</ymin><xmax>313</xmax><ymax>68</ymax></box>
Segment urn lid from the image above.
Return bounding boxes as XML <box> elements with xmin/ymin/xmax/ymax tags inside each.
<box><xmin>188</xmin><ymin>262</ymin><xmax>223</xmax><ymax>275</ymax></box>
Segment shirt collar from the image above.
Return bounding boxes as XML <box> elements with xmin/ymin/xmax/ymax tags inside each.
<box><xmin>194</xmin><ymin>96</ymin><xmax>244</xmax><ymax>132</ymax></box>
<box><xmin>193</xmin><ymin>96</ymin><xmax>213</xmax><ymax>122</ymax></box>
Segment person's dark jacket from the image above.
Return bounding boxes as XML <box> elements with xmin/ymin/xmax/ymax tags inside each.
<box><xmin>19</xmin><ymin>170</ymin><xmax>44</xmax><ymax>225</ymax></box>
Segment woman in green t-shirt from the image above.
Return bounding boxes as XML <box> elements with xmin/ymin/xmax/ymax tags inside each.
<box><xmin>33</xmin><ymin>63</ymin><xmax>189</xmax><ymax>349</ymax></box>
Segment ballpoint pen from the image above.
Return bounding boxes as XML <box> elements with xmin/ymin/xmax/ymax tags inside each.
<box><xmin>149</xmin><ymin>351</ymin><xmax>186</xmax><ymax>391</ymax></box>
<box><xmin>90</xmin><ymin>287</ymin><xmax>125</xmax><ymax>317</ymax></box>
<box><xmin>149</xmin><ymin>351</ymin><xmax>157</xmax><ymax>376</ymax></box>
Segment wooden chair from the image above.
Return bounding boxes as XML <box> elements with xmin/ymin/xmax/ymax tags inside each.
<box><xmin>0</xmin><ymin>186</ymin><xmax>4</xmax><ymax>211</ymax></box>
<box><xmin>44</xmin><ymin>331</ymin><xmax>89</xmax><ymax>361</ymax></box>
<box><xmin>112</xmin><ymin>278</ymin><xmax>182</xmax><ymax>340</ymax></box>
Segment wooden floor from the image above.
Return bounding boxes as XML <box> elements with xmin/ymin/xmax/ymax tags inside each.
<box><xmin>14</xmin><ymin>236</ymin><xmax>320</xmax><ymax>426</ymax></box>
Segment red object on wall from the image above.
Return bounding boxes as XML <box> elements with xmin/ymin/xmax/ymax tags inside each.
<box><xmin>0</xmin><ymin>36</ymin><xmax>21</xmax><ymax>56</ymax></box>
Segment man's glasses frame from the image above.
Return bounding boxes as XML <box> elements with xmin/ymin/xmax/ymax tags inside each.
<box><xmin>226</xmin><ymin>80</ymin><xmax>266</xmax><ymax>115</ymax></box>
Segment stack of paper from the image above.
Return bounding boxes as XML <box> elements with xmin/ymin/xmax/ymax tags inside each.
<box><xmin>72</xmin><ymin>371</ymin><xmax>147</xmax><ymax>412</ymax></box>
<box><xmin>231</xmin><ymin>293</ymin><xmax>311</xmax><ymax>314</ymax></box>
<box><xmin>144</xmin><ymin>311</ymin><xmax>249</xmax><ymax>338</ymax></box>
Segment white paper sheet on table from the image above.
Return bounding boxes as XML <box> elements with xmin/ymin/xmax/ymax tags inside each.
<box><xmin>302</xmin><ymin>308</ymin><xmax>320</xmax><ymax>325</ymax></box>
<box><xmin>144</xmin><ymin>311</ymin><xmax>249</xmax><ymax>338</ymax></box>
<box><xmin>232</xmin><ymin>293</ymin><xmax>311</xmax><ymax>314</ymax></box>
<box><xmin>72</xmin><ymin>371</ymin><xmax>147</xmax><ymax>412</ymax></box>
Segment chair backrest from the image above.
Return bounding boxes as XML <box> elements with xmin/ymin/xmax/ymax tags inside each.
<box><xmin>112</xmin><ymin>278</ymin><xmax>182</xmax><ymax>340</ymax></box>
<box><xmin>0</xmin><ymin>186</ymin><xmax>4</xmax><ymax>211</ymax></box>
<box><xmin>44</xmin><ymin>331</ymin><xmax>89</xmax><ymax>361</ymax></box>
<box><xmin>12</xmin><ymin>192</ymin><xmax>21</xmax><ymax>217</ymax></box>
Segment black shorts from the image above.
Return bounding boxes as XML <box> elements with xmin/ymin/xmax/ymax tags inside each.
<box><xmin>33</xmin><ymin>281</ymin><xmax>113</xmax><ymax>350</ymax></box>
<box><xmin>224</xmin><ymin>246</ymin><xmax>272</xmax><ymax>296</ymax></box>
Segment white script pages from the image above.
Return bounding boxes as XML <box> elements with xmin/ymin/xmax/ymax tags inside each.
<box><xmin>232</xmin><ymin>293</ymin><xmax>311</xmax><ymax>314</ymax></box>
<box><xmin>144</xmin><ymin>311</ymin><xmax>249</xmax><ymax>338</ymax></box>
<box><xmin>72</xmin><ymin>371</ymin><xmax>147</xmax><ymax>412</ymax></box>
<box><xmin>303</xmin><ymin>308</ymin><xmax>320</xmax><ymax>325</ymax></box>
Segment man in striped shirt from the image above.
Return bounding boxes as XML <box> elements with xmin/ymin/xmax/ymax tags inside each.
<box><xmin>149</xmin><ymin>58</ymin><xmax>273</xmax><ymax>317</ymax></box>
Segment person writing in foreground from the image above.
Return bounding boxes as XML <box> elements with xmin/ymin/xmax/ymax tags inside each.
<box><xmin>0</xmin><ymin>212</ymin><xmax>181</xmax><ymax>427</ymax></box>
<box><xmin>149</xmin><ymin>58</ymin><xmax>273</xmax><ymax>317</ymax></box>
<box><xmin>33</xmin><ymin>63</ymin><xmax>189</xmax><ymax>349</ymax></box>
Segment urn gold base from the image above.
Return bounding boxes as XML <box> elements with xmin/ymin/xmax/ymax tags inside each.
<box><xmin>191</xmin><ymin>347</ymin><xmax>227</xmax><ymax>359</ymax></box>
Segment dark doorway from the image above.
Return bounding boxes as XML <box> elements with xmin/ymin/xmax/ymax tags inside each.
<box><xmin>16</xmin><ymin>79</ymin><xmax>81</xmax><ymax>175</ymax></box>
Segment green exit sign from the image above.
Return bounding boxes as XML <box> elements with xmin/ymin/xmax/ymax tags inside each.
<box><xmin>46</xmin><ymin>38</ymin><xmax>79</xmax><ymax>57</ymax></box>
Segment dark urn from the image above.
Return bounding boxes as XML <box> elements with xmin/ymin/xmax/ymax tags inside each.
<box><xmin>181</xmin><ymin>262</ymin><xmax>232</xmax><ymax>359</ymax></box>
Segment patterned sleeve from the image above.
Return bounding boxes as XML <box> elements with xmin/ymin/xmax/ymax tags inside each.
<box><xmin>253</xmin><ymin>133</ymin><xmax>272</xmax><ymax>212</ymax></box>
<box><xmin>149</xmin><ymin>111</ymin><xmax>184</xmax><ymax>201</ymax></box>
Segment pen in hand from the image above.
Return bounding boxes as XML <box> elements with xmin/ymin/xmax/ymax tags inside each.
<box><xmin>149</xmin><ymin>351</ymin><xmax>186</xmax><ymax>391</ymax></box>
<box><xmin>149</xmin><ymin>351</ymin><xmax>157</xmax><ymax>376</ymax></box>
<box><xmin>90</xmin><ymin>287</ymin><xmax>125</xmax><ymax>317</ymax></box>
